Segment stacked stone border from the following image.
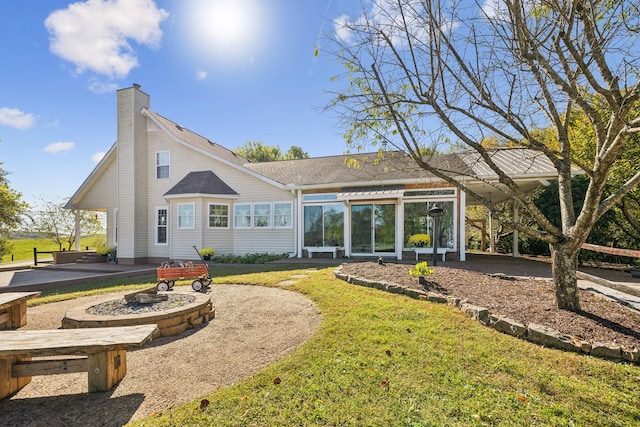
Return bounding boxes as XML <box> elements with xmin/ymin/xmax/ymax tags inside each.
<box><xmin>62</xmin><ymin>292</ymin><xmax>215</xmax><ymax>337</ymax></box>
<box><xmin>334</xmin><ymin>266</ymin><xmax>639</xmax><ymax>365</ymax></box>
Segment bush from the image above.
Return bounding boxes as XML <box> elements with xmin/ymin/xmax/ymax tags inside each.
<box><xmin>95</xmin><ymin>246</ymin><xmax>113</xmax><ymax>256</ymax></box>
<box><xmin>212</xmin><ymin>252</ymin><xmax>289</xmax><ymax>264</ymax></box>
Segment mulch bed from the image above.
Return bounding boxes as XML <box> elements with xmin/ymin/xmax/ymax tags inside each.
<box><xmin>340</xmin><ymin>261</ymin><xmax>640</xmax><ymax>351</ymax></box>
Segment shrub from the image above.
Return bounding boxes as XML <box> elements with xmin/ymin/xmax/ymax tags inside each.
<box><xmin>408</xmin><ymin>261</ymin><xmax>435</xmax><ymax>277</ymax></box>
<box><xmin>198</xmin><ymin>248</ymin><xmax>215</xmax><ymax>258</ymax></box>
<box><xmin>95</xmin><ymin>246</ymin><xmax>112</xmax><ymax>256</ymax></box>
<box><xmin>407</xmin><ymin>234</ymin><xmax>431</xmax><ymax>247</ymax></box>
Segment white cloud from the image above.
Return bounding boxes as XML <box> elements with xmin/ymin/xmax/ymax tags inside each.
<box><xmin>88</xmin><ymin>79</ymin><xmax>119</xmax><ymax>94</ymax></box>
<box><xmin>44</xmin><ymin>141</ymin><xmax>75</xmax><ymax>154</ymax></box>
<box><xmin>195</xmin><ymin>69</ymin><xmax>208</xmax><ymax>80</ymax></box>
<box><xmin>92</xmin><ymin>151</ymin><xmax>106</xmax><ymax>163</ymax></box>
<box><xmin>45</xmin><ymin>0</ymin><xmax>169</xmax><ymax>78</ymax></box>
<box><xmin>0</xmin><ymin>107</ymin><xmax>35</xmax><ymax>129</ymax></box>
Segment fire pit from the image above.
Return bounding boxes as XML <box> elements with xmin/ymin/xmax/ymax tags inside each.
<box><xmin>62</xmin><ymin>291</ymin><xmax>214</xmax><ymax>337</ymax></box>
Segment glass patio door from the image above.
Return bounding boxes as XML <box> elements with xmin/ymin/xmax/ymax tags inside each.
<box><xmin>350</xmin><ymin>203</ymin><xmax>395</xmax><ymax>254</ymax></box>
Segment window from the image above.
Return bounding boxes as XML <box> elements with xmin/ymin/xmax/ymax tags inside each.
<box><xmin>156</xmin><ymin>151</ymin><xmax>170</xmax><ymax>179</ymax></box>
<box><xmin>208</xmin><ymin>204</ymin><xmax>229</xmax><ymax>228</ymax></box>
<box><xmin>254</xmin><ymin>203</ymin><xmax>271</xmax><ymax>228</ymax></box>
<box><xmin>403</xmin><ymin>200</ymin><xmax>455</xmax><ymax>248</ymax></box>
<box><xmin>177</xmin><ymin>203</ymin><xmax>195</xmax><ymax>229</ymax></box>
<box><xmin>303</xmin><ymin>203</ymin><xmax>344</xmax><ymax>246</ymax></box>
<box><xmin>274</xmin><ymin>202</ymin><xmax>293</xmax><ymax>228</ymax></box>
<box><xmin>234</xmin><ymin>204</ymin><xmax>251</xmax><ymax>228</ymax></box>
<box><xmin>156</xmin><ymin>207</ymin><xmax>168</xmax><ymax>244</ymax></box>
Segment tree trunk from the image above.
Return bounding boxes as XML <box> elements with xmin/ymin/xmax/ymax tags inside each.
<box><xmin>550</xmin><ymin>244</ymin><xmax>581</xmax><ymax>311</ymax></box>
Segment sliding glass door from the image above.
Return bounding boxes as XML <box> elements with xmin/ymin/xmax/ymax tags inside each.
<box><xmin>351</xmin><ymin>203</ymin><xmax>395</xmax><ymax>254</ymax></box>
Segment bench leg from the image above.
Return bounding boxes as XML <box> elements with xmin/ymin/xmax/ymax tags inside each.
<box><xmin>1</xmin><ymin>357</ymin><xmax>31</xmax><ymax>400</ymax></box>
<box><xmin>87</xmin><ymin>350</ymin><xmax>127</xmax><ymax>392</ymax></box>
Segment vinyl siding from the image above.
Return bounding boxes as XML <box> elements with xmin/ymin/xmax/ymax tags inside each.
<box><xmin>144</xmin><ymin>128</ymin><xmax>295</xmax><ymax>259</ymax></box>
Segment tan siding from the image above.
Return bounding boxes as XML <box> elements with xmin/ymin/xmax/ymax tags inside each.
<box><xmin>73</xmin><ymin>156</ymin><xmax>118</xmax><ymax>209</ymax></box>
<box><xmin>143</xmin><ymin>128</ymin><xmax>296</xmax><ymax>258</ymax></box>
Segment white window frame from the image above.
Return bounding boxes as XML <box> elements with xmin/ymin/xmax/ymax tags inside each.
<box><xmin>177</xmin><ymin>203</ymin><xmax>195</xmax><ymax>229</ymax></box>
<box><xmin>234</xmin><ymin>203</ymin><xmax>252</xmax><ymax>229</ymax></box>
<box><xmin>273</xmin><ymin>202</ymin><xmax>293</xmax><ymax>228</ymax></box>
<box><xmin>253</xmin><ymin>203</ymin><xmax>271</xmax><ymax>228</ymax></box>
<box><xmin>208</xmin><ymin>203</ymin><xmax>230</xmax><ymax>229</ymax></box>
<box><xmin>156</xmin><ymin>206</ymin><xmax>169</xmax><ymax>245</ymax></box>
<box><xmin>156</xmin><ymin>150</ymin><xmax>170</xmax><ymax>179</ymax></box>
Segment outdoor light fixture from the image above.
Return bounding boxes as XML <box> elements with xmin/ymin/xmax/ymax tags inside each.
<box><xmin>427</xmin><ymin>203</ymin><xmax>445</xmax><ymax>266</ymax></box>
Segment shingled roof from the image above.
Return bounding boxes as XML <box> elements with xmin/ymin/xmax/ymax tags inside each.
<box><xmin>243</xmin><ymin>149</ymin><xmax>557</xmax><ymax>187</ymax></box>
<box><xmin>144</xmin><ymin>109</ymin><xmax>249</xmax><ymax>168</ymax></box>
<box><xmin>164</xmin><ymin>171</ymin><xmax>238</xmax><ymax>197</ymax></box>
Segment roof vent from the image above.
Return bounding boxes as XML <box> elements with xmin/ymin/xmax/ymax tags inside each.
<box><xmin>175</xmin><ymin>124</ymin><xmax>183</xmax><ymax>131</ymax></box>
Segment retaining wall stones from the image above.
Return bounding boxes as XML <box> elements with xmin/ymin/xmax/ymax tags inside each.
<box><xmin>334</xmin><ymin>266</ymin><xmax>639</xmax><ymax>365</ymax></box>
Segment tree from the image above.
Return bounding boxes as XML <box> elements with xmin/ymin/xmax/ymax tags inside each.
<box><xmin>328</xmin><ymin>0</ymin><xmax>640</xmax><ymax>310</ymax></box>
<box><xmin>29</xmin><ymin>197</ymin><xmax>103</xmax><ymax>251</ymax></box>
<box><xmin>0</xmin><ymin>162</ymin><xmax>28</xmax><ymax>258</ymax></box>
<box><xmin>234</xmin><ymin>141</ymin><xmax>309</xmax><ymax>162</ymax></box>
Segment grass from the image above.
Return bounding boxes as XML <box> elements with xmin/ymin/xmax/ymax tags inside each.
<box><xmin>1</xmin><ymin>235</ymin><xmax>106</xmax><ymax>263</ymax></box>
<box><xmin>28</xmin><ymin>267</ymin><xmax>640</xmax><ymax>426</ymax></box>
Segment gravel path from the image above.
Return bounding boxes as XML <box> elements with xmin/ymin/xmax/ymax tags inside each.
<box><xmin>0</xmin><ymin>283</ymin><xmax>321</xmax><ymax>427</ymax></box>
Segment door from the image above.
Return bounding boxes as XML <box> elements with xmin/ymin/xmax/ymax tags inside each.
<box><xmin>350</xmin><ymin>203</ymin><xmax>396</xmax><ymax>254</ymax></box>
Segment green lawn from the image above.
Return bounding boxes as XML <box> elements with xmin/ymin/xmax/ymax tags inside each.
<box><xmin>1</xmin><ymin>235</ymin><xmax>106</xmax><ymax>263</ymax></box>
<box><xmin>28</xmin><ymin>267</ymin><xmax>640</xmax><ymax>426</ymax></box>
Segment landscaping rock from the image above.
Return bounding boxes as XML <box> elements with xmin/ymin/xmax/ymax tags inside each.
<box><xmin>404</xmin><ymin>288</ymin><xmax>427</xmax><ymax>300</ymax></box>
<box><xmin>527</xmin><ymin>323</ymin><xmax>581</xmax><ymax>353</ymax></box>
<box><xmin>461</xmin><ymin>303</ymin><xmax>490</xmax><ymax>326</ymax></box>
<box><xmin>426</xmin><ymin>292</ymin><xmax>448</xmax><ymax>304</ymax></box>
<box><xmin>489</xmin><ymin>315</ymin><xmax>527</xmax><ymax>338</ymax></box>
<box><xmin>622</xmin><ymin>348</ymin><xmax>639</xmax><ymax>363</ymax></box>
<box><xmin>590</xmin><ymin>342</ymin><xmax>622</xmax><ymax>360</ymax></box>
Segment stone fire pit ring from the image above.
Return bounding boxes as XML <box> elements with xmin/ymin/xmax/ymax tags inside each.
<box><xmin>62</xmin><ymin>292</ymin><xmax>215</xmax><ymax>337</ymax></box>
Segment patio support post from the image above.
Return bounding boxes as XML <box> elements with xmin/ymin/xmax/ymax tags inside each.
<box><xmin>74</xmin><ymin>210</ymin><xmax>81</xmax><ymax>252</ymax></box>
<box><xmin>489</xmin><ymin>212</ymin><xmax>495</xmax><ymax>253</ymax></box>
<box><xmin>512</xmin><ymin>200</ymin><xmax>520</xmax><ymax>257</ymax></box>
<box><xmin>459</xmin><ymin>191</ymin><xmax>466</xmax><ymax>261</ymax></box>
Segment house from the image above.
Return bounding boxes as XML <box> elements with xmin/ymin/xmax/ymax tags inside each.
<box><xmin>66</xmin><ymin>84</ymin><xmax>559</xmax><ymax>265</ymax></box>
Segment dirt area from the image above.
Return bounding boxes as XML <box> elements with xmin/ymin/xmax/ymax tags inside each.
<box><xmin>340</xmin><ymin>261</ymin><xmax>640</xmax><ymax>350</ymax></box>
<box><xmin>0</xmin><ymin>283</ymin><xmax>321</xmax><ymax>427</ymax></box>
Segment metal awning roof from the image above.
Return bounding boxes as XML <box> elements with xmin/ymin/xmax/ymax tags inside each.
<box><xmin>337</xmin><ymin>186</ymin><xmax>405</xmax><ymax>200</ymax></box>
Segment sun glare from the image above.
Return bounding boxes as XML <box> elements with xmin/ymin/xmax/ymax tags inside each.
<box><xmin>181</xmin><ymin>0</ymin><xmax>270</xmax><ymax>66</ymax></box>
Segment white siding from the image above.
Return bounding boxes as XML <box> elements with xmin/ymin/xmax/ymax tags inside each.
<box><xmin>143</xmin><ymin>128</ymin><xmax>295</xmax><ymax>259</ymax></box>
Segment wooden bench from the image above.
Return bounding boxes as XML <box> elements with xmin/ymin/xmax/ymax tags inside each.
<box><xmin>0</xmin><ymin>324</ymin><xmax>158</xmax><ymax>399</ymax></box>
<box><xmin>414</xmin><ymin>247</ymin><xmax>448</xmax><ymax>262</ymax></box>
<box><xmin>0</xmin><ymin>292</ymin><xmax>41</xmax><ymax>330</ymax></box>
<box><xmin>306</xmin><ymin>246</ymin><xmax>338</xmax><ymax>259</ymax></box>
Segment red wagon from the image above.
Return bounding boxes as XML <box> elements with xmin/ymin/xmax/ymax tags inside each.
<box><xmin>156</xmin><ymin>264</ymin><xmax>211</xmax><ymax>292</ymax></box>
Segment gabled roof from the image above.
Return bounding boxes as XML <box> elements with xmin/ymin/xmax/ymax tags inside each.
<box><xmin>144</xmin><ymin>109</ymin><xmax>249</xmax><ymax>167</ymax></box>
<box><xmin>164</xmin><ymin>171</ymin><xmax>239</xmax><ymax>198</ymax></box>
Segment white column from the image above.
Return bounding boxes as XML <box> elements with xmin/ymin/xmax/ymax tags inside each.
<box><xmin>459</xmin><ymin>191</ymin><xmax>466</xmax><ymax>261</ymax></box>
<box><xmin>489</xmin><ymin>212</ymin><xmax>495</xmax><ymax>253</ymax></box>
<box><xmin>344</xmin><ymin>201</ymin><xmax>351</xmax><ymax>258</ymax></box>
<box><xmin>296</xmin><ymin>190</ymin><xmax>303</xmax><ymax>258</ymax></box>
<box><xmin>396</xmin><ymin>200</ymin><xmax>404</xmax><ymax>260</ymax></box>
<box><xmin>75</xmin><ymin>210</ymin><xmax>81</xmax><ymax>252</ymax></box>
<box><xmin>512</xmin><ymin>200</ymin><xmax>520</xmax><ymax>257</ymax></box>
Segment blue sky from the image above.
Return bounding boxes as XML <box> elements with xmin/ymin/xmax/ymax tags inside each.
<box><xmin>0</xmin><ymin>0</ymin><xmax>362</xmax><ymax>206</ymax></box>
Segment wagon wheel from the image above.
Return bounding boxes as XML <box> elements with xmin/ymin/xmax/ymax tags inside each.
<box><xmin>192</xmin><ymin>280</ymin><xmax>204</xmax><ymax>292</ymax></box>
<box><xmin>157</xmin><ymin>281</ymin><xmax>170</xmax><ymax>292</ymax></box>
<box><xmin>168</xmin><ymin>280</ymin><xmax>175</xmax><ymax>290</ymax></box>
